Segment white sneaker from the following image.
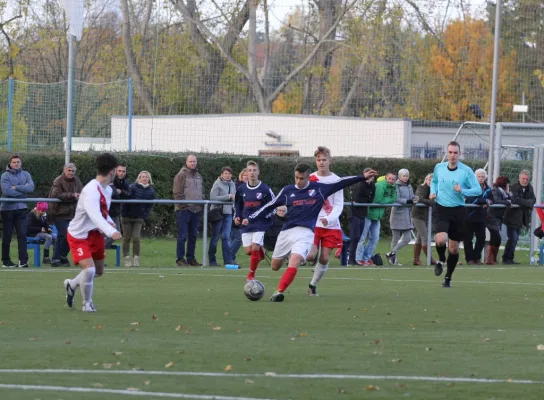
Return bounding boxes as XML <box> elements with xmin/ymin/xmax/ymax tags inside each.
<box><xmin>133</xmin><ymin>256</ymin><xmax>139</xmax><ymax>267</ymax></box>
<box><xmin>124</xmin><ymin>256</ymin><xmax>132</xmax><ymax>267</ymax></box>
<box><xmin>82</xmin><ymin>302</ymin><xmax>97</xmax><ymax>312</ymax></box>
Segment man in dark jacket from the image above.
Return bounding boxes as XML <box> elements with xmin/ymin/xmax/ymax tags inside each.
<box><xmin>49</xmin><ymin>163</ymin><xmax>83</xmax><ymax>267</ymax></box>
<box><xmin>348</xmin><ymin>168</ymin><xmax>376</xmax><ymax>266</ymax></box>
<box><xmin>1</xmin><ymin>154</ymin><xmax>35</xmax><ymax>268</ymax></box>
<box><xmin>106</xmin><ymin>163</ymin><xmax>131</xmax><ymax>248</ymax></box>
<box><xmin>173</xmin><ymin>154</ymin><xmax>205</xmax><ymax>266</ymax></box>
<box><xmin>502</xmin><ymin>169</ymin><xmax>536</xmax><ymax>264</ymax></box>
<box><xmin>463</xmin><ymin>169</ymin><xmax>491</xmax><ymax>264</ymax></box>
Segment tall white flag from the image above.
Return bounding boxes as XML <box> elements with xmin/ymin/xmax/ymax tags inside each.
<box><xmin>63</xmin><ymin>0</ymin><xmax>85</xmax><ymax>41</ymax></box>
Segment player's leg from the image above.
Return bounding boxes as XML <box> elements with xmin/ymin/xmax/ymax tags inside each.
<box><xmin>433</xmin><ymin>205</ymin><xmax>450</xmax><ymax>276</ymax></box>
<box><xmin>306</xmin><ymin>244</ymin><xmax>319</xmax><ymax>265</ymax></box>
<box><xmin>247</xmin><ymin>232</ymin><xmax>265</xmax><ymax>281</ymax></box>
<box><xmin>270</xmin><ymin>228</ymin><xmax>313</xmax><ymax>302</ymax></box>
<box><xmin>442</xmin><ymin>208</ymin><xmax>464</xmax><ymax>287</ymax></box>
<box><xmin>309</xmin><ymin>229</ymin><xmax>341</xmax><ymax>295</ymax></box>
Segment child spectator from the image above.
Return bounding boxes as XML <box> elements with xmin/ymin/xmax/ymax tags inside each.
<box><xmin>26</xmin><ymin>202</ymin><xmax>55</xmax><ymax>264</ymax></box>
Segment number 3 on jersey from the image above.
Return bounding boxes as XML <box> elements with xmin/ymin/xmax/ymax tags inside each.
<box><xmin>77</xmin><ymin>248</ymin><xmax>84</xmax><ymax>256</ymax></box>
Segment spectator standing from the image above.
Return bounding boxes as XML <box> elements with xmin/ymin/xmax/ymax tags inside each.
<box><xmin>208</xmin><ymin>167</ymin><xmax>236</xmax><ymax>266</ymax></box>
<box><xmin>1</xmin><ymin>154</ymin><xmax>35</xmax><ymax>268</ymax></box>
<box><xmin>348</xmin><ymin>168</ymin><xmax>376</xmax><ymax>266</ymax></box>
<box><xmin>355</xmin><ymin>172</ymin><xmax>398</xmax><ymax>265</ymax></box>
<box><xmin>502</xmin><ymin>169</ymin><xmax>536</xmax><ymax>264</ymax></box>
<box><xmin>106</xmin><ymin>163</ymin><xmax>131</xmax><ymax>248</ymax></box>
<box><xmin>230</xmin><ymin>168</ymin><xmax>248</xmax><ymax>263</ymax></box>
<box><xmin>27</xmin><ymin>202</ymin><xmax>55</xmax><ymax>264</ymax></box>
<box><xmin>412</xmin><ymin>173</ymin><xmax>435</xmax><ymax>265</ymax></box>
<box><xmin>463</xmin><ymin>169</ymin><xmax>491</xmax><ymax>265</ymax></box>
<box><xmin>49</xmin><ymin>163</ymin><xmax>83</xmax><ymax>267</ymax></box>
<box><xmin>485</xmin><ymin>176</ymin><xmax>512</xmax><ymax>265</ymax></box>
<box><xmin>173</xmin><ymin>154</ymin><xmax>204</xmax><ymax>266</ymax></box>
<box><xmin>387</xmin><ymin>169</ymin><xmax>417</xmax><ymax>266</ymax></box>
<box><xmin>122</xmin><ymin>171</ymin><xmax>155</xmax><ymax>267</ymax></box>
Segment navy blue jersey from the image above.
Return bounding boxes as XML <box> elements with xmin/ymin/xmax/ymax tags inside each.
<box><xmin>249</xmin><ymin>176</ymin><xmax>364</xmax><ymax>232</ymax></box>
<box><xmin>234</xmin><ymin>181</ymin><xmax>275</xmax><ymax>233</ymax></box>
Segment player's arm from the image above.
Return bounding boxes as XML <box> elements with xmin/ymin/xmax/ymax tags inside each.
<box><xmin>536</xmin><ymin>206</ymin><xmax>544</xmax><ymax>223</ymax></box>
<box><xmin>461</xmin><ymin>170</ymin><xmax>482</xmax><ymax>197</ymax></box>
<box><xmin>320</xmin><ymin>176</ymin><xmax>366</xmax><ymax>198</ymax></box>
<box><xmin>326</xmin><ymin>188</ymin><xmax>344</xmax><ymax>224</ymax></box>
<box><xmin>430</xmin><ymin>164</ymin><xmax>439</xmax><ymax>198</ymax></box>
<box><xmin>249</xmin><ymin>188</ymin><xmax>286</xmax><ymax>221</ymax></box>
<box><xmin>83</xmin><ymin>189</ymin><xmax>118</xmax><ymax>237</ymax></box>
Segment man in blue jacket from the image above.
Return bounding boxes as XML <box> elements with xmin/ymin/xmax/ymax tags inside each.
<box><xmin>1</xmin><ymin>154</ymin><xmax>35</xmax><ymax>268</ymax></box>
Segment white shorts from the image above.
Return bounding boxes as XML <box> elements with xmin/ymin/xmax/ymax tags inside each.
<box><xmin>272</xmin><ymin>227</ymin><xmax>314</xmax><ymax>259</ymax></box>
<box><xmin>242</xmin><ymin>232</ymin><xmax>265</xmax><ymax>247</ymax></box>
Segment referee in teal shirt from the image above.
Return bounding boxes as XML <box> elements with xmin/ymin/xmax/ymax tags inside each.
<box><xmin>430</xmin><ymin>141</ymin><xmax>481</xmax><ymax>287</ymax></box>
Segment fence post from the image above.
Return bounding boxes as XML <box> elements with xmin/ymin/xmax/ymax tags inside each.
<box><xmin>202</xmin><ymin>203</ymin><xmax>208</xmax><ymax>267</ymax></box>
<box><xmin>128</xmin><ymin>78</ymin><xmax>133</xmax><ymax>152</ymax></box>
<box><xmin>7</xmin><ymin>77</ymin><xmax>13</xmax><ymax>151</ymax></box>
<box><xmin>426</xmin><ymin>205</ymin><xmax>433</xmax><ymax>266</ymax></box>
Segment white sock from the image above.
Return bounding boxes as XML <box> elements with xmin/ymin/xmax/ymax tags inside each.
<box><xmin>69</xmin><ymin>270</ymin><xmax>85</xmax><ymax>290</ymax></box>
<box><xmin>80</xmin><ymin>267</ymin><xmax>96</xmax><ymax>305</ymax></box>
<box><xmin>310</xmin><ymin>263</ymin><xmax>328</xmax><ymax>286</ymax></box>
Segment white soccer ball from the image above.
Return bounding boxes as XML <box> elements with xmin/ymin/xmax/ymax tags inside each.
<box><xmin>244</xmin><ymin>280</ymin><xmax>265</xmax><ymax>301</ymax></box>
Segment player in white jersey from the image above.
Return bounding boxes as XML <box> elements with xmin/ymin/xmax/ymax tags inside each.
<box><xmin>306</xmin><ymin>146</ymin><xmax>344</xmax><ymax>296</ymax></box>
<box><xmin>63</xmin><ymin>153</ymin><xmax>122</xmax><ymax>312</ymax></box>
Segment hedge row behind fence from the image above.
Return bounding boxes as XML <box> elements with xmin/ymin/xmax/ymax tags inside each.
<box><xmin>0</xmin><ymin>152</ymin><xmax>495</xmax><ymax>237</ymax></box>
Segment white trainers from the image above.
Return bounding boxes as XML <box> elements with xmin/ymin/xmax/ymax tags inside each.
<box><xmin>133</xmin><ymin>256</ymin><xmax>139</xmax><ymax>267</ymax></box>
<box><xmin>82</xmin><ymin>302</ymin><xmax>97</xmax><ymax>312</ymax></box>
<box><xmin>124</xmin><ymin>256</ymin><xmax>132</xmax><ymax>267</ymax></box>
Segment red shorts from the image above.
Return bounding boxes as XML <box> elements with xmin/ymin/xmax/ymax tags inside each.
<box><xmin>67</xmin><ymin>230</ymin><xmax>106</xmax><ymax>265</ymax></box>
<box><xmin>313</xmin><ymin>227</ymin><xmax>343</xmax><ymax>249</ymax></box>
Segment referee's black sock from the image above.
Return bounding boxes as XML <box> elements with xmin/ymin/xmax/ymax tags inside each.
<box><xmin>445</xmin><ymin>252</ymin><xmax>459</xmax><ymax>279</ymax></box>
<box><xmin>436</xmin><ymin>245</ymin><xmax>447</xmax><ymax>263</ymax></box>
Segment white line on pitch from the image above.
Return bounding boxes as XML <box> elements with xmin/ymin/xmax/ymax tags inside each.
<box><xmin>0</xmin><ymin>369</ymin><xmax>542</xmax><ymax>385</ymax></box>
<box><xmin>0</xmin><ymin>383</ymin><xmax>278</xmax><ymax>400</ymax></box>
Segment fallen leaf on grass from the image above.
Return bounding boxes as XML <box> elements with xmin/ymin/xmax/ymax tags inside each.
<box><xmin>93</xmin><ymin>363</ymin><xmax>99</xmax><ymax>366</ymax></box>
<box><xmin>93</xmin><ymin>383</ymin><xmax>103</xmax><ymax>388</ymax></box>
<box><xmin>297</xmin><ymin>332</ymin><xmax>308</xmax><ymax>337</ymax></box>
<box><xmin>144</xmin><ymin>380</ymin><xmax>151</xmax><ymax>386</ymax></box>
<box><xmin>373</xmin><ymin>339</ymin><xmax>382</xmax><ymax>345</ymax></box>
<box><xmin>446</xmin><ymin>382</ymin><xmax>455</xmax><ymax>387</ymax></box>
<box><xmin>224</xmin><ymin>312</ymin><xmax>229</xmax><ymax>316</ymax></box>
<box><xmin>431</xmin><ymin>320</ymin><xmax>439</xmax><ymax>324</ymax></box>
<box><xmin>103</xmin><ymin>363</ymin><xmax>112</xmax><ymax>369</ymax></box>
<box><xmin>152</xmin><ymin>314</ymin><xmax>159</xmax><ymax>321</ymax></box>
<box><xmin>236</xmin><ymin>329</ymin><xmax>242</xmax><ymax>333</ymax></box>
<box><xmin>482</xmin><ymin>338</ymin><xmax>491</xmax><ymax>343</ymax></box>
<box><xmin>28</xmin><ymin>338</ymin><xmax>39</xmax><ymax>341</ymax></box>
<box><xmin>185</xmin><ymin>329</ymin><xmax>191</xmax><ymax>335</ymax></box>
<box><xmin>212</xmin><ymin>326</ymin><xmax>223</xmax><ymax>331</ymax></box>
<box><xmin>175</xmin><ymin>325</ymin><xmax>184</xmax><ymax>331</ymax></box>
<box><xmin>537</xmin><ymin>344</ymin><xmax>544</xmax><ymax>351</ymax></box>
<box><xmin>130</xmin><ymin>322</ymin><xmax>140</xmax><ymax>326</ymax></box>
<box><xmin>338</xmin><ymin>389</ymin><xmax>346</xmax><ymax>394</ymax></box>
<box><xmin>65</xmin><ymin>340</ymin><xmax>72</xmax><ymax>345</ymax></box>
<box><xmin>245</xmin><ymin>379</ymin><xmax>254</xmax><ymax>384</ymax></box>
<box><xmin>224</xmin><ymin>365</ymin><xmax>233</xmax><ymax>372</ymax></box>
<box><xmin>116</xmin><ymin>362</ymin><xmax>121</xmax><ymax>366</ymax></box>
<box><xmin>0</xmin><ymin>321</ymin><xmax>6</xmax><ymax>325</ymax></box>
<box><xmin>95</xmin><ymin>325</ymin><xmax>104</xmax><ymax>330</ymax></box>
<box><xmin>245</xmin><ymin>356</ymin><xmax>253</xmax><ymax>361</ymax></box>
<box><xmin>113</xmin><ymin>352</ymin><xmax>123</xmax><ymax>356</ymax></box>
<box><xmin>425</xmin><ymin>347</ymin><xmax>432</xmax><ymax>351</ymax></box>
<box><xmin>391</xmin><ymin>359</ymin><xmax>402</xmax><ymax>363</ymax></box>
<box><xmin>164</xmin><ymin>361</ymin><xmax>175</xmax><ymax>368</ymax></box>
<box><xmin>177</xmin><ymin>350</ymin><xmax>185</xmax><ymax>354</ymax></box>
<box><xmin>365</xmin><ymin>385</ymin><xmax>380</xmax><ymax>391</ymax></box>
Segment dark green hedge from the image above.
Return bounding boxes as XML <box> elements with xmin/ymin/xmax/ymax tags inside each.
<box><xmin>0</xmin><ymin>152</ymin><xmax>486</xmax><ymax>237</ymax></box>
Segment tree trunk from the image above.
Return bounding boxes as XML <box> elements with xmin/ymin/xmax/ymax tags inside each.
<box><xmin>302</xmin><ymin>0</ymin><xmax>341</xmax><ymax>114</ymax></box>
<box><xmin>120</xmin><ymin>0</ymin><xmax>155</xmax><ymax>115</ymax></box>
<box><xmin>248</xmin><ymin>0</ymin><xmax>268</xmax><ymax>112</ymax></box>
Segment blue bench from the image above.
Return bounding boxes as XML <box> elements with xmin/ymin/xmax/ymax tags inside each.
<box><xmin>26</xmin><ymin>238</ymin><xmax>121</xmax><ymax>268</ymax></box>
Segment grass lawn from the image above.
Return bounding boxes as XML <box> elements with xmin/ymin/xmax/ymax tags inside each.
<box><xmin>1</xmin><ymin>238</ymin><xmax>544</xmax><ymax>399</ymax></box>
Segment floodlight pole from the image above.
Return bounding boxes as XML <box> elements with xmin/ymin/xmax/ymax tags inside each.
<box><xmin>488</xmin><ymin>0</ymin><xmax>502</xmax><ymax>187</ymax></box>
<box><xmin>65</xmin><ymin>34</ymin><xmax>76</xmax><ymax>164</ymax></box>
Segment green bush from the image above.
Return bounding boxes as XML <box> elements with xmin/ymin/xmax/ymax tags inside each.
<box><xmin>0</xmin><ymin>152</ymin><xmax>486</xmax><ymax>237</ymax></box>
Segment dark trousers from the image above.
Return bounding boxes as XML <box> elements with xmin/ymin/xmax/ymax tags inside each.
<box><xmin>1</xmin><ymin>209</ymin><xmax>28</xmax><ymax>264</ymax></box>
<box><xmin>230</xmin><ymin>227</ymin><xmax>242</xmax><ymax>262</ymax></box>
<box><xmin>348</xmin><ymin>215</ymin><xmax>366</xmax><ymax>265</ymax></box>
<box><xmin>503</xmin><ymin>226</ymin><xmax>520</xmax><ymax>262</ymax></box>
<box><xmin>463</xmin><ymin>220</ymin><xmax>486</xmax><ymax>262</ymax></box>
<box><xmin>176</xmin><ymin>210</ymin><xmax>201</xmax><ymax>262</ymax></box>
<box><xmin>208</xmin><ymin>214</ymin><xmax>233</xmax><ymax>264</ymax></box>
<box><xmin>52</xmin><ymin>219</ymin><xmax>71</xmax><ymax>261</ymax></box>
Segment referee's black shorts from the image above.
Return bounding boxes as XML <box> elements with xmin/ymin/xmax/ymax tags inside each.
<box><xmin>432</xmin><ymin>203</ymin><xmax>465</xmax><ymax>242</ymax></box>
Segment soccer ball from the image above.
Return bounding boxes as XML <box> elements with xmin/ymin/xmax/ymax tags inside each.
<box><xmin>244</xmin><ymin>280</ymin><xmax>265</xmax><ymax>301</ymax></box>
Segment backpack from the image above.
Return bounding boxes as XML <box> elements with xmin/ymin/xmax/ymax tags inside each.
<box><xmin>372</xmin><ymin>253</ymin><xmax>383</xmax><ymax>266</ymax></box>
